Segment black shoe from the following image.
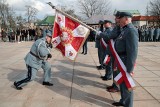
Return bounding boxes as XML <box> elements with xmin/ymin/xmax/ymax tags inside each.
<box><xmin>100</xmin><ymin>76</ymin><xmax>105</xmax><ymax>78</ymax></box>
<box><xmin>97</xmin><ymin>66</ymin><xmax>105</xmax><ymax>70</ymax></box>
<box><xmin>107</xmin><ymin>88</ymin><xmax>120</xmax><ymax>93</ymax></box>
<box><xmin>106</xmin><ymin>86</ymin><xmax>113</xmax><ymax>90</ymax></box>
<box><xmin>112</xmin><ymin>102</ymin><xmax>124</xmax><ymax>106</ymax></box>
<box><xmin>14</xmin><ymin>82</ymin><xmax>23</xmax><ymax>90</ymax></box>
<box><xmin>102</xmin><ymin>77</ymin><xmax>112</xmax><ymax>81</ymax></box>
<box><xmin>96</xmin><ymin>65</ymin><xmax>101</xmax><ymax>68</ymax></box>
<box><xmin>81</xmin><ymin>52</ymin><xmax>84</xmax><ymax>54</ymax></box>
<box><xmin>42</xmin><ymin>82</ymin><xmax>53</xmax><ymax>86</ymax></box>
<box><xmin>84</xmin><ymin>53</ymin><xmax>87</xmax><ymax>55</ymax></box>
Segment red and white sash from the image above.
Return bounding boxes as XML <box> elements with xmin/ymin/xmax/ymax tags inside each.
<box><xmin>103</xmin><ymin>55</ymin><xmax>110</xmax><ymax>65</ymax></box>
<box><xmin>101</xmin><ymin>38</ymin><xmax>111</xmax><ymax>65</ymax></box>
<box><xmin>100</xmin><ymin>38</ymin><xmax>107</xmax><ymax>50</ymax></box>
<box><xmin>108</xmin><ymin>39</ymin><xmax>136</xmax><ymax>90</ymax></box>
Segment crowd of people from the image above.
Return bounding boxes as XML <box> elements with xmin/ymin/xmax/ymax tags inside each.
<box><xmin>137</xmin><ymin>26</ymin><xmax>160</xmax><ymax>42</ymax></box>
<box><xmin>0</xmin><ymin>27</ymin><xmax>53</xmax><ymax>43</ymax></box>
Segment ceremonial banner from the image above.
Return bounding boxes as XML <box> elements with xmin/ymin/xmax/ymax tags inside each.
<box><xmin>52</xmin><ymin>11</ymin><xmax>90</xmax><ymax>60</ymax></box>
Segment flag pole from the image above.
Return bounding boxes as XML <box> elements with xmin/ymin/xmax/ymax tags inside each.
<box><xmin>47</xmin><ymin>2</ymin><xmax>96</xmax><ymax>32</ymax></box>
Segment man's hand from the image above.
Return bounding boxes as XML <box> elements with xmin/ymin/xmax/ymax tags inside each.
<box><xmin>47</xmin><ymin>54</ymin><xmax>52</xmax><ymax>59</ymax></box>
<box><xmin>130</xmin><ymin>72</ymin><xmax>134</xmax><ymax>77</ymax></box>
<box><xmin>96</xmin><ymin>31</ymin><xmax>102</xmax><ymax>35</ymax></box>
<box><xmin>49</xmin><ymin>43</ymin><xmax>53</xmax><ymax>48</ymax></box>
<box><xmin>46</xmin><ymin>43</ymin><xmax>53</xmax><ymax>49</ymax></box>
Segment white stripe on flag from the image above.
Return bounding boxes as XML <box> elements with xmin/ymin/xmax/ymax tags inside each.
<box><xmin>72</xmin><ymin>25</ymin><xmax>89</xmax><ymax>37</ymax></box>
<box><xmin>53</xmin><ymin>36</ymin><xmax>61</xmax><ymax>48</ymax></box>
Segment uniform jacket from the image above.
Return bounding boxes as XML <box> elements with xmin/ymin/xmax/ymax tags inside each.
<box><xmin>24</xmin><ymin>38</ymin><xmax>50</xmax><ymax>69</ymax></box>
<box><xmin>114</xmin><ymin>23</ymin><xmax>138</xmax><ymax>73</ymax></box>
<box><xmin>95</xmin><ymin>25</ymin><xmax>104</xmax><ymax>48</ymax></box>
<box><xmin>98</xmin><ymin>27</ymin><xmax>112</xmax><ymax>55</ymax></box>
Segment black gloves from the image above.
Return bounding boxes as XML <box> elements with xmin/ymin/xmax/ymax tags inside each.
<box><xmin>49</xmin><ymin>43</ymin><xmax>53</xmax><ymax>48</ymax></box>
<box><xmin>47</xmin><ymin>54</ymin><xmax>52</xmax><ymax>59</ymax></box>
<box><xmin>46</xmin><ymin>43</ymin><xmax>53</xmax><ymax>48</ymax></box>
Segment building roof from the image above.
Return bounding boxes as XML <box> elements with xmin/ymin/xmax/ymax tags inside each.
<box><xmin>38</xmin><ymin>16</ymin><xmax>55</xmax><ymax>26</ymax></box>
<box><xmin>114</xmin><ymin>10</ymin><xmax>141</xmax><ymax>16</ymax></box>
<box><xmin>132</xmin><ymin>16</ymin><xmax>160</xmax><ymax>21</ymax></box>
<box><xmin>83</xmin><ymin>15</ymin><xmax>115</xmax><ymax>24</ymax></box>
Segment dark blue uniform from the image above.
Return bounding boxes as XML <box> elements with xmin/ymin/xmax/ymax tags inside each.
<box><xmin>114</xmin><ymin>23</ymin><xmax>138</xmax><ymax>107</ymax></box>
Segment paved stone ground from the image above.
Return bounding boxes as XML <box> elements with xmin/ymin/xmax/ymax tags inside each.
<box><xmin>0</xmin><ymin>41</ymin><xmax>160</xmax><ymax>107</ymax></box>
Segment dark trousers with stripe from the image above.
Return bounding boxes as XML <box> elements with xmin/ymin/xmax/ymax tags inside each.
<box><xmin>15</xmin><ymin>65</ymin><xmax>38</xmax><ymax>87</ymax></box>
<box><xmin>15</xmin><ymin>61</ymin><xmax>51</xmax><ymax>87</ymax></box>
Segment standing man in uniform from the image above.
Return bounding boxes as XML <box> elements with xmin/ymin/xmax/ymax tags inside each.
<box><xmin>102</xmin><ymin>12</ymin><xmax>138</xmax><ymax>107</ymax></box>
<box><xmin>154</xmin><ymin>26</ymin><xmax>160</xmax><ymax>42</ymax></box>
<box><xmin>106</xmin><ymin>11</ymin><xmax>121</xmax><ymax>93</ymax></box>
<box><xmin>14</xmin><ymin>33</ymin><xmax>53</xmax><ymax>90</ymax></box>
<box><xmin>97</xmin><ymin>12</ymin><xmax>121</xmax><ymax>92</ymax></box>
<box><xmin>110</xmin><ymin>12</ymin><xmax>138</xmax><ymax>107</ymax></box>
<box><xmin>149</xmin><ymin>26</ymin><xmax>154</xmax><ymax>41</ymax></box>
<box><xmin>145</xmin><ymin>26</ymin><xmax>149</xmax><ymax>42</ymax></box>
<box><xmin>97</xmin><ymin>20</ymin><xmax>113</xmax><ymax>80</ymax></box>
<box><xmin>95</xmin><ymin>20</ymin><xmax>105</xmax><ymax>70</ymax></box>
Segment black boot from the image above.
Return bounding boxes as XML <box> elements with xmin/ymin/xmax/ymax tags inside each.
<box><xmin>42</xmin><ymin>82</ymin><xmax>53</xmax><ymax>86</ymax></box>
<box><xmin>112</xmin><ymin>102</ymin><xmax>124</xmax><ymax>106</ymax></box>
<box><xmin>14</xmin><ymin>82</ymin><xmax>23</xmax><ymax>90</ymax></box>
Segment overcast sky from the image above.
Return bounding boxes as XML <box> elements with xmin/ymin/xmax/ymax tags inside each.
<box><xmin>6</xmin><ymin>0</ymin><xmax>151</xmax><ymax>19</ymax></box>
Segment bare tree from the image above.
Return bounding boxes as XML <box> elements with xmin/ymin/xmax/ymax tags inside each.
<box><xmin>0</xmin><ymin>0</ymin><xmax>17</xmax><ymax>30</ymax></box>
<box><xmin>7</xmin><ymin>8</ymin><xmax>16</xmax><ymax>29</ymax></box>
<box><xmin>16</xmin><ymin>15</ymin><xmax>26</xmax><ymax>28</ymax></box>
<box><xmin>25</xmin><ymin>5</ymin><xmax>38</xmax><ymax>24</ymax></box>
<box><xmin>148</xmin><ymin>0</ymin><xmax>160</xmax><ymax>26</ymax></box>
<box><xmin>0</xmin><ymin>0</ymin><xmax>9</xmax><ymax>29</ymax></box>
<box><xmin>78</xmin><ymin>0</ymin><xmax>111</xmax><ymax>18</ymax></box>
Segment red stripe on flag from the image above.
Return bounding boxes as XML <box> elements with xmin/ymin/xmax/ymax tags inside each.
<box><xmin>53</xmin><ymin>22</ymin><xmax>62</xmax><ymax>38</ymax></box>
<box><xmin>71</xmin><ymin>37</ymin><xmax>84</xmax><ymax>51</ymax></box>
<box><xmin>56</xmin><ymin>43</ymin><xmax>65</xmax><ymax>56</ymax></box>
<box><xmin>65</xmin><ymin>17</ymin><xmax>80</xmax><ymax>31</ymax></box>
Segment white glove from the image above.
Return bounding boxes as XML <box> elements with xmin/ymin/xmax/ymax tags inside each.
<box><xmin>96</xmin><ymin>31</ymin><xmax>102</xmax><ymax>35</ymax></box>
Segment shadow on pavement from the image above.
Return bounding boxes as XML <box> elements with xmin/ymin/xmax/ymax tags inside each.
<box><xmin>6</xmin><ymin>60</ymin><xmax>113</xmax><ymax>107</ymax></box>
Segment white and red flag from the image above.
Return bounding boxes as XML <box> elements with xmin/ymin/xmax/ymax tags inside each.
<box><xmin>52</xmin><ymin>11</ymin><xmax>90</xmax><ymax>60</ymax></box>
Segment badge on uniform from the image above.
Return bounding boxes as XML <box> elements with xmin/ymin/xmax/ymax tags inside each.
<box><xmin>118</xmin><ymin>31</ymin><xmax>124</xmax><ymax>39</ymax></box>
<box><xmin>118</xmin><ymin>35</ymin><xmax>123</xmax><ymax>39</ymax></box>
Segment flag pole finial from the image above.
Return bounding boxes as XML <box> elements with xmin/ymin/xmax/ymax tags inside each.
<box><xmin>46</xmin><ymin>2</ymin><xmax>55</xmax><ymax>9</ymax></box>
